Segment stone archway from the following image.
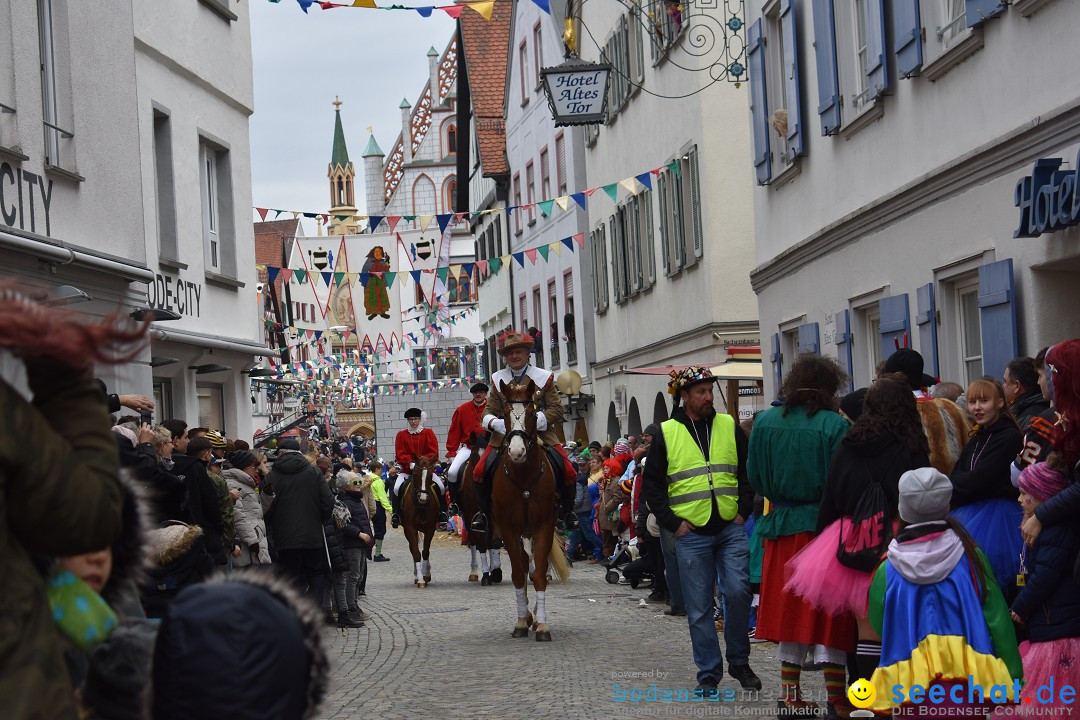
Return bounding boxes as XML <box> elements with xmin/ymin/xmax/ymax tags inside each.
<box><xmin>627</xmin><ymin>398</ymin><xmax>642</xmax><ymax>437</ymax></box>
<box><xmin>347</xmin><ymin>422</ymin><xmax>375</xmax><ymax>439</ymax></box>
<box><xmin>653</xmin><ymin>392</ymin><xmax>669</xmax><ymax>425</ymax></box>
<box><xmin>606</xmin><ymin>402</ymin><xmax>621</xmax><ymax>444</ymax></box>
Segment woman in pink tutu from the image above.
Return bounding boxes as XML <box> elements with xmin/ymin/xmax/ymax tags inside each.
<box><xmin>1009</xmin><ymin>461</ymin><xmax>1080</xmax><ymax>714</ymax></box>
<box><xmin>786</xmin><ymin>373</ymin><xmax>930</xmax><ymax>681</ymax></box>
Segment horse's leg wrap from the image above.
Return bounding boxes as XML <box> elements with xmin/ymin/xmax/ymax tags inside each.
<box><xmin>515</xmin><ymin>587</ymin><xmax>529</xmax><ymax>620</ymax></box>
<box><xmin>535</xmin><ymin>590</ymin><xmax>547</xmax><ymax>625</ymax></box>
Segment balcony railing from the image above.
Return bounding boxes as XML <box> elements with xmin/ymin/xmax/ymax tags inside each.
<box><xmin>566</xmin><ymin>338</ymin><xmax>578</xmax><ymax>365</ymax></box>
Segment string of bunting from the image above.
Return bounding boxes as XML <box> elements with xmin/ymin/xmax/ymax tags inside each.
<box><xmin>277</xmin><ymin>0</ymin><xmax>550</xmax><ymax>19</ymax></box>
<box><xmin>253</xmin><ymin>158</ymin><xmax>681</xmax><ymax>236</ymax></box>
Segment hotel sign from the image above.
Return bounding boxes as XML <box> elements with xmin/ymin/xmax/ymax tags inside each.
<box><xmin>1015</xmin><ymin>153</ymin><xmax>1080</xmax><ymax>238</ymax></box>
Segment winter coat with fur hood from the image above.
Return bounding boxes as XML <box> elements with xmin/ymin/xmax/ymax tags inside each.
<box><xmin>223</xmin><ymin>468</ymin><xmax>271</xmax><ymax>565</ymax></box>
<box><xmin>1</xmin><ymin>364</ymin><xmax>125</xmax><ymax>720</ymax></box>
<box><xmin>140</xmin><ymin>522</ymin><xmax>215</xmax><ymax>619</ymax></box>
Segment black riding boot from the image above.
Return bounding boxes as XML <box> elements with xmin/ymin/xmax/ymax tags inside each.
<box><xmin>390</xmin><ymin>489</ymin><xmax>401</xmax><ymax>529</ymax></box>
<box><xmin>447</xmin><ymin>481</ymin><xmax>461</xmax><ymax>518</ymax></box>
<box><xmin>558</xmin><ymin>482</ymin><xmax>580</xmax><ymax>531</ymax></box>
<box><xmin>470</xmin><ymin>478</ymin><xmax>491</xmax><ymax>534</ymax></box>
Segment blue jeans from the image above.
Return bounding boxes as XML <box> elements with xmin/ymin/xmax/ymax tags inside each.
<box><xmin>676</xmin><ymin>522</ymin><xmax>752</xmax><ymax>684</ymax></box>
<box><xmin>659</xmin><ymin>526</ymin><xmax>684</xmax><ymax>612</ymax></box>
<box><xmin>571</xmin><ymin>512</ymin><xmax>602</xmax><ymax>559</ymax></box>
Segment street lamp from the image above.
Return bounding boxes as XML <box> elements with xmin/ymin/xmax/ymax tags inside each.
<box><xmin>540</xmin><ymin>58</ymin><xmax>612</xmax><ymax>127</ymax></box>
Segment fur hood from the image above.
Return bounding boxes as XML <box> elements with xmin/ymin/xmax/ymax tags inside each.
<box><xmin>150</xmin><ymin>569</ymin><xmax>329</xmax><ymax>720</ymax></box>
<box><xmin>104</xmin><ymin>470</ymin><xmax>154</xmax><ymax>607</ymax></box>
<box><xmin>144</xmin><ymin>523</ymin><xmax>205</xmax><ymax>566</ymax></box>
<box><xmin>222</xmin><ymin>466</ymin><xmax>256</xmax><ymax>490</ymax></box>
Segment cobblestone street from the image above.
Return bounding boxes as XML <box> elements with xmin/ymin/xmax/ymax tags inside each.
<box><xmin>317</xmin><ymin>529</ymin><xmax>826</xmax><ymax>719</ymax></box>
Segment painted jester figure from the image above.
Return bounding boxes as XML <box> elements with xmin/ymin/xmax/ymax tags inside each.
<box><xmin>469</xmin><ymin>330</ymin><xmax>579</xmax><ymax>535</ymax></box>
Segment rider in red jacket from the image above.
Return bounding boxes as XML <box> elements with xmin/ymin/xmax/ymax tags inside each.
<box><xmin>445</xmin><ymin>382</ymin><xmax>489</xmax><ymax>516</ymax></box>
<box><xmin>390</xmin><ymin>408</ymin><xmax>441</xmax><ymax>528</ymax></box>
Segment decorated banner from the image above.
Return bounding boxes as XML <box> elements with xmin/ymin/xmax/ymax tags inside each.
<box><xmin>274</xmin><ymin>0</ymin><xmax>547</xmax><ymax>19</ymax></box>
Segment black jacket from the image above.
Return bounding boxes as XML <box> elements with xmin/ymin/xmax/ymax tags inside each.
<box><xmin>816</xmin><ymin>432</ymin><xmax>930</xmax><ymax>532</ymax></box>
<box><xmin>642</xmin><ymin>408</ymin><xmax>753</xmax><ymax>536</ymax></box>
<box><xmin>949</xmin><ymin>416</ymin><xmax>1023</xmax><ymax>508</ymax></box>
<box><xmin>340</xmin><ymin>492</ymin><xmax>373</xmax><ymax>557</ymax></box>
<box><xmin>1011</xmin><ymin>391</ymin><xmax>1051</xmax><ymax>435</ymax></box>
<box><xmin>264</xmin><ymin>453</ymin><xmax>334</xmax><ymax>551</ymax></box>
<box><xmin>171</xmin><ymin>452</ymin><xmax>224</xmax><ymax>563</ymax></box>
<box><xmin>1035</xmin><ymin>463</ymin><xmax>1080</xmax><ymax>529</ymax></box>
<box><xmin>322</xmin><ymin>518</ymin><xmax>348</xmax><ymax>573</ymax></box>
<box><xmin>1011</xmin><ymin>523</ymin><xmax>1080</xmax><ymax>642</ymax></box>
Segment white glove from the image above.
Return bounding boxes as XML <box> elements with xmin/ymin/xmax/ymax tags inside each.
<box><xmin>488</xmin><ymin>418</ymin><xmax>506</xmax><ymax>434</ymax></box>
<box><xmin>535</xmin><ymin>412</ymin><xmax>548</xmax><ymax>432</ymax></box>
<box><xmin>629</xmin><ymin>537</ymin><xmax>639</xmax><ymax>547</ymax></box>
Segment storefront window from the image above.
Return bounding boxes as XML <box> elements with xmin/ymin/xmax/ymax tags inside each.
<box><xmin>197</xmin><ymin>384</ymin><xmax>224</xmax><ymax>431</ymax></box>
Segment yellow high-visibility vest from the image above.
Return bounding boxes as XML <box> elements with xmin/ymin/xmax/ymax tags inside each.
<box><xmin>662</xmin><ymin>414</ymin><xmax>739</xmax><ymax>525</ymax></box>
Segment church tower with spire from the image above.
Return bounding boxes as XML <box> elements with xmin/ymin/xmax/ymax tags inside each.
<box><xmin>328</xmin><ymin>97</ymin><xmax>358</xmax><ymax>236</ymax></box>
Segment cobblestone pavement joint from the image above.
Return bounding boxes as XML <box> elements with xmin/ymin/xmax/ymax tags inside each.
<box><xmin>317</xmin><ymin>530</ymin><xmax>827</xmax><ymax>719</ymax></box>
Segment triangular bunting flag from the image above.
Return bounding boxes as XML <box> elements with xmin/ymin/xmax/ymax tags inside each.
<box><xmin>530</xmin><ymin>0</ymin><xmax>550</xmax><ymax>13</ymax></box>
<box><xmin>410</xmin><ymin>270</ymin><xmax>422</xmax><ymax>284</ymax></box>
<box><xmin>602</xmin><ymin>183</ymin><xmax>619</xmax><ymax>202</ymax></box>
<box><xmin>538</xmin><ymin>199</ymin><xmax>555</xmax><ymax>217</ymax></box>
<box><xmin>555</xmin><ymin>196</ymin><xmax>570</xmax><ymax>211</ymax></box>
<box><xmin>513</xmin><ymin>252</ymin><xmax>526</xmax><ymax>268</ymax></box>
<box><xmin>561</xmin><ymin>237</ymin><xmax>575</xmax><ymax>252</ymax></box>
<box><xmin>351</xmin><ymin>0</ymin><xmax>377</xmax><ymax>6</ymax></box>
<box><xmin>635</xmin><ymin>172</ymin><xmax>653</xmax><ymax>191</ymax></box>
<box><xmin>538</xmin><ymin>245</ymin><xmax>550</xmax><ymax>262</ymax></box>
<box><xmin>668</xmin><ymin>159</ymin><xmax>682</xmax><ymax>179</ymax></box>
<box><xmin>436</xmin><ymin>214</ymin><xmax>453</xmax><ymax>234</ymax></box>
<box><xmin>334</xmin><ymin>272</ymin><xmax>346</xmax><ymax>287</ymax></box>
<box><xmin>488</xmin><ymin>257</ymin><xmax>501</xmax><ymax>275</ymax></box>
<box><xmin>466</xmin><ymin>0</ymin><xmax>494</xmax><ymax>20</ymax></box>
<box><xmin>321</xmin><ymin>271</ymin><xmax>333</xmax><ymax>287</ymax></box>
<box><xmin>573</xmin><ymin>232</ymin><xmax>586</xmax><ymax>248</ymax></box>
<box><xmin>280</xmin><ymin>268</ymin><xmax>294</xmax><ymax>283</ymax></box>
<box><xmin>358</xmin><ymin>272</ymin><xmax>370</xmax><ymax>287</ymax></box>
<box><xmin>619</xmin><ymin>178</ymin><xmax>639</xmax><ymax>195</ymax></box>
<box><xmin>550</xmin><ymin>240</ymin><xmax>562</xmax><ymax>256</ymax></box>
<box><xmin>476</xmin><ymin>260</ymin><xmax>488</xmax><ymax>275</ymax></box>
<box><xmin>387</xmin><ymin>216</ymin><xmax>402</xmax><ymax>233</ymax></box>
<box><xmin>268</xmin><ymin>267</ymin><xmax>280</xmax><ymax>286</ymax></box>
<box><xmin>256</xmin><ymin>208</ymin><xmax>269</xmax><ymax>221</ymax></box>
<box><xmin>419</xmin><ymin>215</ymin><xmax>435</xmax><ymax>231</ymax></box>
<box><xmin>414</xmin><ymin>6</ymin><xmax>433</xmax><ymax>16</ymax></box>
<box><xmin>525</xmin><ymin>248</ymin><xmax>538</xmax><ymax>264</ymax></box>
<box><xmin>436</xmin><ymin>267</ymin><xmax>450</xmax><ymax>283</ymax></box>
<box><xmin>439</xmin><ymin>3</ymin><xmax>464</xmax><ymax>17</ymax></box>
<box><xmin>461</xmin><ymin>262</ymin><xmax>474</xmax><ymax>278</ymax></box>
<box><xmin>454</xmin><ymin>212</ymin><xmax>468</xmax><ymax>224</ymax></box>
<box><xmin>571</xmin><ymin>192</ymin><xmax>587</xmax><ymax>210</ymax></box>
<box><xmin>294</xmin><ymin>269</ymin><xmax>307</xmax><ymax>284</ymax></box>
<box><xmin>384</xmin><ymin>271</ymin><xmax>396</xmax><ymax>288</ymax></box>
<box><xmin>368</xmin><ymin>216</ymin><xmax>384</xmax><ymax>233</ymax></box>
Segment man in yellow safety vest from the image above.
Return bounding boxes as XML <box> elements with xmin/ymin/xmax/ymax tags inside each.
<box><xmin>641</xmin><ymin>366</ymin><xmax>761</xmax><ymax>698</ymax></box>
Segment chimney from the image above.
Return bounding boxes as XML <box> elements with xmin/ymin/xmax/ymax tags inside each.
<box><xmin>400</xmin><ymin>97</ymin><xmax>412</xmax><ymax>163</ymax></box>
<box><xmin>427</xmin><ymin>46</ymin><xmax>440</xmax><ymax>104</ymax></box>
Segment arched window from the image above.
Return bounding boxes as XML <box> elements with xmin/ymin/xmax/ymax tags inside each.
<box><xmin>336</xmin><ymin>179</ymin><xmax>345</xmax><ymax>207</ymax></box>
<box><xmin>445</xmin><ymin>178</ymin><xmax>457</xmax><ymax>213</ymax></box>
<box><xmin>412</xmin><ymin>174</ymin><xmax>435</xmax><ymax>217</ymax></box>
<box><xmin>447</xmin><ymin>125</ymin><xmax>457</xmax><ymax>154</ymax></box>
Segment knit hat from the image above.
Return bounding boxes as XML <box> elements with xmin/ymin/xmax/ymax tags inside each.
<box><xmin>1018</xmin><ymin>462</ymin><xmax>1069</xmax><ymax>503</ymax></box>
<box><xmin>207</xmin><ymin>431</ymin><xmax>227</xmax><ymax>449</ymax></box>
<box><xmin>643</xmin><ymin>423</ymin><xmax>661</xmax><ymax>438</ymax></box>
<box><xmin>839</xmin><ymin>388</ymin><xmax>868</xmax><ymax>423</ymax></box>
<box><xmin>577</xmin><ymin>448</ymin><xmax>591</xmax><ymax>460</ymax></box>
<box><xmin>227</xmin><ymin>450</ymin><xmax>257</xmax><ymax>471</ymax></box>
<box><xmin>277</xmin><ymin>438</ymin><xmax>301</xmax><ymax>452</ymax></box>
<box><xmin>897</xmin><ymin>467</ymin><xmax>953</xmax><ymax>523</ymax></box>
<box><xmin>613</xmin><ymin>440</ymin><xmax>631</xmax><ymax>456</ymax></box>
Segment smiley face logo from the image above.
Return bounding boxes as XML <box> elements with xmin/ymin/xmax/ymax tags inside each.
<box><xmin>847</xmin><ymin>678</ymin><xmax>876</xmax><ymax>709</ymax></box>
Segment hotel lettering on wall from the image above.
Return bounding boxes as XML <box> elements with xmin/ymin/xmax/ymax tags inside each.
<box><xmin>1014</xmin><ymin>151</ymin><xmax>1080</xmax><ymax>238</ymax></box>
<box><xmin>0</xmin><ymin>160</ymin><xmax>55</xmax><ymax>236</ymax></box>
<box><xmin>148</xmin><ymin>273</ymin><xmax>203</xmax><ymax>318</ymax></box>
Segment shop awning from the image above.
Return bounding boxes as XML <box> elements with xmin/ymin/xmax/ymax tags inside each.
<box><xmin>624</xmin><ymin>362</ymin><xmax>762</xmax><ymax>380</ymax></box>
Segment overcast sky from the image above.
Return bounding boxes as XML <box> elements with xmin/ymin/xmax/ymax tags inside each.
<box><xmin>249</xmin><ymin>2</ymin><xmax>455</xmax><ymax>235</ymax></box>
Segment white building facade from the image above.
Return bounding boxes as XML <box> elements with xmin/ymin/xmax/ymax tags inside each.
<box><xmin>1</xmin><ymin>1</ymin><xmax>264</xmax><ymax>444</ymax></box>
<box><xmin>135</xmin><ymin>0</ymin><xmax>265</xmax><ymax>440</ymax></box>
<box><xmin>578</xmin><ymin>0</ymin><xmax>760</xmax><ymax>441</ymax></box>
<box><xmin>499</xmin><ymin>0</ymin><xmax>595</xmax><ymax>444</ymax></box>
<box><xmin>746</xmin><ymin>0</ymin><xmax>1080</xmax><ymax>398</ymax></box>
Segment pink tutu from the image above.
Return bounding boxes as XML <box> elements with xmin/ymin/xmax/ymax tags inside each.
<box><xmin>783</xmin><ymin>518</ymin><xmax>876</xmax><ymax>617</ymax></box>
<box><xmin>1015</xmin><ymin>637</ymin><xmax>1080</xmax><ymax>714</ymax></box>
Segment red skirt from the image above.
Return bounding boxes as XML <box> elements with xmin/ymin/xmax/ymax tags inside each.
<box><xmin>756</xmin><ymin>532</ymin><xmax>855</xmax><ymax>652</ymax></box>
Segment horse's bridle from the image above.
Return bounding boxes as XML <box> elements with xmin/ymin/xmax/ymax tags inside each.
<box><xmin>503</xmin><ymin>399</ymin><xmax>536</xmax><ymax>457</ymax></box>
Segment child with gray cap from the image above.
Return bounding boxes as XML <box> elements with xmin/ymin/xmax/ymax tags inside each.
<box><xmin>863</xmin><ymin>467</ymin><xmax>1022</xmax><ymax>716</ymax></box>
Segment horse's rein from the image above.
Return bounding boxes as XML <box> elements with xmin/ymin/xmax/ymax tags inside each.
<box><xmin>504</xmin><ymin>399</ymin><xmax>535</xmax><ymax>451</ymax></box>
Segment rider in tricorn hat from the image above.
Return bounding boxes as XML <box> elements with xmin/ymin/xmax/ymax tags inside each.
<box><xmin>469</xmin><ymin>329</ymin><xmax>580</xmax><ymax>535</ymax></box>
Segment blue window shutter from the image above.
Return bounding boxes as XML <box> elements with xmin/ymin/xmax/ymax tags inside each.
<box><xmin>779</xmin><ymin>0</ymin><xmax>804</xmax><ymax>160</ymax></box>
<box><xmin>797</xmin><ymin>322</ymin><xmax>820</xmax><ymax>355</ymax></box>
<box><xmin>770</xmin><ymin>332</ymin><xmax>783</xmax><ymax>392</ymax></box>
<box><xmin>878</xmin><ymin>294</ymin><xmax>911</xmax><ymax>361</ymax></box>
<box><xmin>916</xmin><ymin>283</ymin><xmax>939</xmax><ymax>380</ymax></box>
<box><xmin>864</xmin><ymin>0</ymin><xmax>889</xmax><ymax>99</ymax></box>
<box><xmin>965</xmin><ymin>0</ymin><xmax>1006</xmax><ymax>28</ymax></box>
<box><xmin>747</xmin><ymin>19</ymin><xmax>771</xmax><ymax>185</ymax></box>
<box><xmin>835</xmin><ymin>309</ymin><xmax>854</xmax><ymax>391</ymax></box>
<box><xmin>978</xmin><ymin>259</ymin><xmax>1018</xmax><ymax>382</ymax></box>
<box><xmin>811</xmin><ymin>0</ymin><xmax>841</xmax><ymax>135</ymax></box>
<box><xmin>893</xmin><ymin>0</ymin><xmax>923</xmax><ymax>79</ymax></box>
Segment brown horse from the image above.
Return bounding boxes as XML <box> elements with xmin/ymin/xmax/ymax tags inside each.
<box><xmin>491</xmin><ymin>378</ymin><xmax>570</xmax><ymax>641</ymax></box>
<box><xmin>458</xmin><ymin>435</ymin><xmax>502</xmax><ymax>586</ymax></box>
<box><xmin>400</xmin><ymin>456</ymin><xmax>440</xmax><ymax>588</ymax></box>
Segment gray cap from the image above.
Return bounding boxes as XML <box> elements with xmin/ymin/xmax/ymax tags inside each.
<box><xmin>897</xmin><ymin>467</ymin><xmax>953</xmax><ymax>524</ymax></box>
